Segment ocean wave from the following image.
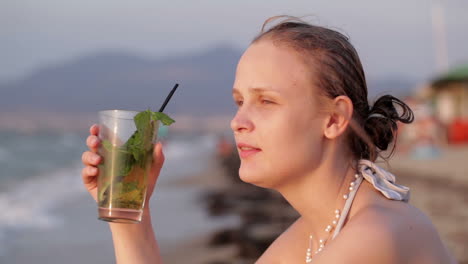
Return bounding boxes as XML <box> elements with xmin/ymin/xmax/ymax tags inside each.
<box><xmin>0</xmin><ymin>164</ymin><xmax>85</xmax><ymax>228</ymax></box>
<box><xmin>0</xmin><ymin>133</ymin><xmax>217</xmax><ymax>255</ymax></box>
<box><xmin>0</xmin><ymin>134</ymin><xmax>216</xmax><ymax>231</ymax></box>
<box><xmin>164</xmin><ymin>134</ymin><xmax>217</xmax><ymax>159</ymax></box>
<box><xmin>0</xmin><ymin>163</ymin><xmax>86</xmax><ymax>256</ymax></box>
<box><xmin>0</xmin><ymin>132</ymin><xmax>85</xmax><ymax>186</ymax></box>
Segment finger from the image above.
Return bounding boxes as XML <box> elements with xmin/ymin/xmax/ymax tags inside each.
<box><xmin>150</xmin><ymin>142</ymin><xmax>165</xmax><ymax>176</ymax></box>
<box><xmin>90</xmin><ymin>124</ymin><xmax>100</xmax><ymax>136</ymax></box>
<box><xmin>81</xmin><ymin>166</ymin><xmax>98</xmax><ymax>187</ymax></box>
<box><xmin>86</xmin><ymin>135</ymin><xmax>101</xmax><ymax>152</ymax></box>
<box><xmin>81</xmin><ymin>166</ymin><xmax>98</xmax><ymax>179</ymax></box>
<box><xmin>146</xmin><ymin>142</ymin><xmax>165</xmax><ymax>204</ymax></box>
<box><xmin>81</xmin><ymin>151</ymin><xmax>102</xmax><ymax>166</ymax></box>
<box><xmin>154</xmin><ymin>142</ymin><xmax>165</xmax><ymax>170</ymax></box>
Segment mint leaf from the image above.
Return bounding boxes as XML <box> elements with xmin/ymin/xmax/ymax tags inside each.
<box><xmin>108</xmin><ymin>109</ymin><xmax>174</xmax><ymax>174</ymax></box>
<box><xmin>134</xmin><ymin>109</ymin><xmax>152</xmax><ymax>131</ymax></box>
<box><xmin>124</xmin><ymin>109</ymin><xmax>157</xmax><ymax>168</ymax></box>
<box><xmin>124</xmin><ymin>132</ymin><xmax>143</xmax><ymax>161</ymax></box>
<box><xmin>103</xmin><ymin>140</ymin><xmax>131</xmax><ymax>155</ymax></box>
<box><xmin>98</xmin><ymin>110</ymin><xmax>174</xmax><ymax>209</ymax></box>
<box><xmin>118</xmin><ymin>153</ymin><xmax>135</xmax><ymax>176</ymax></box>
<box><xmin>99</xmin><ymin>110</ymin><xmax>174</xmax><ymax>202</ymax></box>
<box><xmin>151</xmin><ymin>112</ymin><xmax>175</xmax><ymax>126</ymax></box>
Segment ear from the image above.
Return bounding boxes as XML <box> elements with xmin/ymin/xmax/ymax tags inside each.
<box><xmin>323</xmin><ymin>95</ymin><xmax>353</xmax><ymax>139</ymax></box>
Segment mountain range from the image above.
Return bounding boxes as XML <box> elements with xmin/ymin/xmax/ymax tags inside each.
<box><xmin>0</xmin><ymin>45</ymin><xmax>417</xmax><ymax>116</ymax></box>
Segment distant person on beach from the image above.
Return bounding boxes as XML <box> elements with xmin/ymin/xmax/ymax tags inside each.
<box><xmin>81</xmin><ymin>16</ymin><xmax>456</xmax><ymax>263</ymax></box>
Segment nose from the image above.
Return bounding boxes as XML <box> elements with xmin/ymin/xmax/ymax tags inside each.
<box><xmin>230</xmin><ymin>108</ymin><xmax>254</xmax><ymax>134</ymax></box>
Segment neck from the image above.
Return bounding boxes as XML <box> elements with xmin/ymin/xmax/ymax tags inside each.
<box><xmin>276</xmin><ymin>146</ymin><xmax>358</xmax><ymax>246</ymax></box>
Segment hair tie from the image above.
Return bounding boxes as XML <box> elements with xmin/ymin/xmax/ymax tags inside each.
<box><xmin>366</xmin><ymin>113</ymin><xmax>388</xmax><ymax>121</ymax></box>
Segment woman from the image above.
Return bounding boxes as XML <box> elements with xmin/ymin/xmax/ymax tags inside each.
<box><xmin>81</xmin><ymin>16</ymin><xmax>456</xmax><ymax>263</ymax></box>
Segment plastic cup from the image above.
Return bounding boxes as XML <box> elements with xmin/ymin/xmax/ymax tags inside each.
<box><xmin>96</xmin><ymin>110</ymin><xmax>159</xmax><ymax>223</ymax></box>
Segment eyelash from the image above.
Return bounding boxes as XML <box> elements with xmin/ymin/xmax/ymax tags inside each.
<box><xmin>261</xmin><ymin>99</ymin><xmax>274</xmax><ymax>105</ymax></box>
<box><xmin>233</xmin><ymin>97</ymin><xmax>275</xmax><ymax>107</ymax></box>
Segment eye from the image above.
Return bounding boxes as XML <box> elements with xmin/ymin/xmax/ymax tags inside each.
<box><xmin>261</xmin><ymin>98</ymin><xmax>275</xmax><ymax>105</ymax></box>
<box><xmin>234</xmin><ymin>99</ymin><xmax>243</xmax><ymax>107</ymax></box>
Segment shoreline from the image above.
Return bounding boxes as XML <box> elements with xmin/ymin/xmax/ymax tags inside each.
<box><xmin>0</xmin><ymin>159</ymin><xmax>234</xmax><ymax>264</ymax></box>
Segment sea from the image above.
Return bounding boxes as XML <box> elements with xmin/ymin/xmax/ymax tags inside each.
<box><xmin>0</xmin><ymin>130</ymin><xmax>238</xmax><ymax>263</ymax></box>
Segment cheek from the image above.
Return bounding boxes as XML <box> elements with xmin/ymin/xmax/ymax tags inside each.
<box><xmin>268</xmin><ymin>122</ymin><xmax>323</xmax><ymax>177</ymax></box>
<box><xmin>239</xmin><ymin>115</ymin><xmax>324</xmax><ymax>187</ymax></box>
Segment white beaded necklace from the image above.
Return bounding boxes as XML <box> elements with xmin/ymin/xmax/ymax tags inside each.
<box><xmin>305</xmin><ymin>173</ymin><xmax>364</xmax><ymax>263</ymax></box>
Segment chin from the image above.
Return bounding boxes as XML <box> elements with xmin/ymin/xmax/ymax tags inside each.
<box><xmin>238</xmin><ymin>167</ymin><xmax>278</xmax><ymax>189</ymax></box>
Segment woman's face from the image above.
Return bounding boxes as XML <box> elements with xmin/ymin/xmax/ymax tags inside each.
<box><xmin>231</xmin><ymin>40</ymin><xmax>328</xmax><ymax>189</ymax></box>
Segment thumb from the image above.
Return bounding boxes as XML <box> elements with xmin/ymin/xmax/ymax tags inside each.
<box><xmin>150</xmin><ymin>142</ymin><xmax>165</xmax><ymax>181</ymax></box>
<box><xmin>146</xmin><ymin>142</ymin><xmax>165</xmax><ymax>204</ymax></box>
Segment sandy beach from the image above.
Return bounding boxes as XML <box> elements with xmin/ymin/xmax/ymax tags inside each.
<box><xmin>387</xmin><ymin>146</ymin><xmax>468</xmax><ymax>263</ymax></box>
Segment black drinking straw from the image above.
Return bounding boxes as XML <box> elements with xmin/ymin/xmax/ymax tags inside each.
<box><xmin>158</xmin><ymin>83</ymin><xmax>179</xmax><ymax>112</ymax></box>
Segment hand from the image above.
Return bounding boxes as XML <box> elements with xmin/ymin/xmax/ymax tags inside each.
<box><xmin>81</xmin><ymin>124</ymin><xmax>165</xmax><ymax>204</ymax></box>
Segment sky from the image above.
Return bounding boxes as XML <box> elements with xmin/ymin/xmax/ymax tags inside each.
<box><xmin>1</xmin><ymin>0</ymin><xmax>468</xmax><ymax>83</ymax></box>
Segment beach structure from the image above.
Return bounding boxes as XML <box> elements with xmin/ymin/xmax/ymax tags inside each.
<box><xmin>427</xmin><ymin>64</ymin><xmax>468</xmax><ymax>144</ymax></box>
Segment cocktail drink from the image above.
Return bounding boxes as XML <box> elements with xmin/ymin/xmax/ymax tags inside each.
<box><xmin>97</xmin><ymin>109</ymin><xmax>174</xmax><ymax>223</ymax></box>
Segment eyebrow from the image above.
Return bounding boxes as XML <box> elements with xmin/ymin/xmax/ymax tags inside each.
<box><xmin>232</xmin><ymin>87</ymin><xmax>281</xmax><ymax>95</ymax></box>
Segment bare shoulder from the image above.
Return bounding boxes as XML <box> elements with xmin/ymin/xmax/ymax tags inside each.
<box><xmin>313</xmin><ymin>202</ymin><xmax>456</xmax><ymax>264</ymax></box>
<box><xmin>256</xmin><ymin>217</ymin><xmax>308</xmax><ymax>264</ymax></box>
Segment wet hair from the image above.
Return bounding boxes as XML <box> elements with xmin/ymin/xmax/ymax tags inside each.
<box><xmin>252</xmin><ymin>16</ymin><xmax>414</xmax><ymax>162</ymax></box>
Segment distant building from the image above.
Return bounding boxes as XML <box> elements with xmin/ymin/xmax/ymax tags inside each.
<box><xmin>422</xmin><ymin>64</ymin><xmax>468</xmax><ymax>144</ymax></box>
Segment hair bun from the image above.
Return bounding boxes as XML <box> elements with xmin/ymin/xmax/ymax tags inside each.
<box><xmin>364</xmin><ymin>95</ymin><xmax>414</xmax><ymax>151</ymax></box>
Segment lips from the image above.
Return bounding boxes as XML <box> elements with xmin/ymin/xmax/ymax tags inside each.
<box><xmin>237</xmin><ymin>142</ymin><xmax>261</xmax><ymax>158</ymax></box>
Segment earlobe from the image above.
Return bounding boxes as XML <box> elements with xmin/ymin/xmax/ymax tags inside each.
<box><xmin>323</xmin><ymin>96</ymin><xmax>353</xmax><ymax>140</ymax></box>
